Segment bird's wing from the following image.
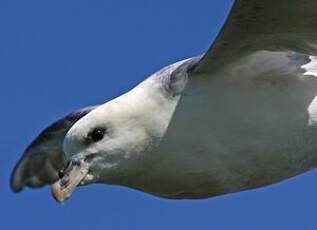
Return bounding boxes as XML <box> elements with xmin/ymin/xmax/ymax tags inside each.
<box><xmin>10</xmin><ymin>106</ymin><xmax>98</xmax><ymax>192</ymax></box>
<box><xmin>197</xmin><ymin>0</ymin><xmax>317</xmax><ymax>72</ymax></box>
<box><xmin>157</xmin><ymin>0</ymin><xmax>317</xmax><ymax>181</ymax></box>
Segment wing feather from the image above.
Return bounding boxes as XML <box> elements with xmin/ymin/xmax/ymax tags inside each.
<box><xmin>197</xmin><ymin>0</ymin><xmax>317</xmax><ymax>72</ymax></box>
<box><xmin>10</xmin><ymin>106</ymin><xmax>97</xmax><ymax>192</ymax></box>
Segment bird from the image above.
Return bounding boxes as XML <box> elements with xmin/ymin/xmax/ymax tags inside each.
<box><xmin>10</xmin><ymin>0</ymin><xmax>317</xmax><ymax>203</ymax></box>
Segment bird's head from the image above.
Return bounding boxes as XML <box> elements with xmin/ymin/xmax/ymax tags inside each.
<box><xmin>52</xmin><ymin>81</ymin><xmax>177</xmax><ymax>203</ymax></box>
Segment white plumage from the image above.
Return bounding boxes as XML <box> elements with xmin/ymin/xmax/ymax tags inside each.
<box><xmin>11</xmin><ymin>0</ymin><xmax>317</xmax><ymax>202</ymax></box>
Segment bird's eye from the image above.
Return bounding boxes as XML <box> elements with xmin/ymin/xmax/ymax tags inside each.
<box><xmin>58</xmin><ymin>170</ymin><xmax>64</xmax><ymax>179</ymax></box>
<box><xmin>88</xmin><ymin>128</ymin><xmax>106</xmax><ymax>143</ymax></box>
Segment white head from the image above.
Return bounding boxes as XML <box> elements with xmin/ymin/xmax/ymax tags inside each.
<box><xmin>52</xmin><ymin>77</ymin><xmax>180</xmax><ymax>202</ymax></box>
<box><xmin>64</xmin><ymin>94</ymin><xmax>158</xmax><ymax>184</ymax></box>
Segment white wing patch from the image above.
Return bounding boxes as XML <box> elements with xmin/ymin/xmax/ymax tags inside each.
<box><xmin>305</xmin><ymin>56</ymin><xmax>317</xmax><ymax>125</ymax></box>
<box><xmin>308</xmin><ymin>96</ymin><xmax>317</xmax><ymax>126</ymax></box>
<box><xmin>302</xmin><ymin>56</ymin><xmax>317</xmax><ymax>77</ymax></box>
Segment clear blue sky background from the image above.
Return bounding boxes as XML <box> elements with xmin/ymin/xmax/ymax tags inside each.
<box><xmin>1</xmin><ymin>0</ymin><xmax>317</xmax><ymax>229</ymax></box>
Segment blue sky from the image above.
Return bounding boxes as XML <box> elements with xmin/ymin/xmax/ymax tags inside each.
<box><xmin>1</xmin><ymin>0</ymin><xmax>317</xmax><ymax>229</ymax></box>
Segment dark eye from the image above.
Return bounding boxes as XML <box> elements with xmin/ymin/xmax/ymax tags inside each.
<box><xmin>88</xmin><ymin>128</ymin><xmax>106</xmax><ymax>143</ymax></box>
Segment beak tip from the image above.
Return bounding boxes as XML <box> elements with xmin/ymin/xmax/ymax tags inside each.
<box><xmin>50</xmin><ymin>159</ymin><xmax>89</xmax><ymax>204</ymax></box>
<box><xmin>51</xmin><ymin>181</ymin><xmax>68</xmax><ymax>204</ymax></box>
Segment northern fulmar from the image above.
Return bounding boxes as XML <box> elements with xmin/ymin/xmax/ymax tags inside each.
<box><xmin>11</xmin><ymin>0</ymin><xmax>317</xmax><ymax>203</ymax></box>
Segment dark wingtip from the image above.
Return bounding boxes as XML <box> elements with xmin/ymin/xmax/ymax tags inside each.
<box><xmin>9</xmin><ymin>105</ymin><xmax>99</xmax><ymax>194</ymax></box>
<box><xmin>10</xmin><ymin>160</ymin><xmax>25</xmax><ymax>193</ymax></box>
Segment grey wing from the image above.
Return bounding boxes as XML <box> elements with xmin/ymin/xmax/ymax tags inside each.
<box><xmin>155</xmin><ymin>2</ymin><xmax>317</xmax><ymax>198</ymax></box>
<box><xmin>10</xmin><ymin>106</ymin><xmax>98</xmax><ymax>192</ymax></box>
<box><xmin>158</xmin><ymin>0</ymin><xmax>317</xmax><ymax>168</ymax></box>
<box><xmin>197</xmin><ymin>0</ymin><xmax>317</xmax><ymax>72</ymax></box>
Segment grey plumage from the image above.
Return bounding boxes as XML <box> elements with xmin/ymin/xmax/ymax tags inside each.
<box><xmin>10</xmin><ymin>0</ymin><xmax>317</xmax><ymax>200</ymax></box>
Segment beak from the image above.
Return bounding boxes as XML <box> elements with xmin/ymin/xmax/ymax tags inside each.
<box><xmin>51</xmin><ymin>158</ymin><xmax>89</xmax><ymax>203</ymax></box>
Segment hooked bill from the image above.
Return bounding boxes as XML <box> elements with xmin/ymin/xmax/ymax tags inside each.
<box><xmin>51</xmin><ymin>160</ymin><xmax>89</xmax><ymax>203</ymax></box>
